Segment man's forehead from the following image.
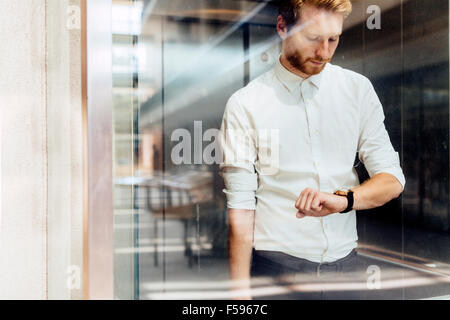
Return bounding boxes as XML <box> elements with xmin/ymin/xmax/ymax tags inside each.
<box><xmin>295</xmin><ymin>5</ymin><xmax>343</xmax><ymax>35</ymax></box>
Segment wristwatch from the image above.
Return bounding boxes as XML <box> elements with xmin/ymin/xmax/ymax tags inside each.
<box><xmin>333</xmin><ymin>189</ymin><xmax>354</xmax><ymax>213</ymax></box>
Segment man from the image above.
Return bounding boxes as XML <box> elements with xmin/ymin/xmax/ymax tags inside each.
<box><xmin>219</xmin><ymin>0</ymin><xmax>405</xmax><ymax>300</ymax></box>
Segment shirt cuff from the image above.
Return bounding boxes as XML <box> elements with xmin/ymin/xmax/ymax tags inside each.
<box><xmin>221</xmin><ymin>172</ymin><xmax>258</xmax><ymax>210</ymax></box>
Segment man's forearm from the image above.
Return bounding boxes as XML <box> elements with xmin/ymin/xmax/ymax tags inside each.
<box><xmin>352</xmin><ymin>172</ymin><xmax>403</xmax><ymax>211</ymax></box>
<box><xmin>228</xmin><ymin>209</ymin><xmax>255</xmax><ymax>295</ymax></box>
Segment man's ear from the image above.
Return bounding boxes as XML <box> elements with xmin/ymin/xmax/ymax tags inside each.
<box><xmin>276</xmin><ymin>15</ymin><xmax>288</xmax><ymax>40</ymax></box>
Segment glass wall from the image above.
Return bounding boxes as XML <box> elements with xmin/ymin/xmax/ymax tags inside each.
<box><xmin>112</xmin><ymin>0</ymin><xmax>450</xmax><ymax>299</ymax></box>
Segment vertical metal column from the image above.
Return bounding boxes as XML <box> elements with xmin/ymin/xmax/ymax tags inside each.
<box><xmin>132</xmin><ymin>21</ymin><xmax>141</xmax><ymax>298</ymax></box>
<box><xmin>243</xmin><ymin>23</ymin><xmax>250</xmax><ymax>86</ymax></box>
<box><xmin>448</xmin><ymin>0</ymin><xmax>450</xmax><ymax>232</ymax></box>
<box><xmin>81</xmin><ymin>0</ymin><xmax>114</xmax><ymax>300</ymax></box>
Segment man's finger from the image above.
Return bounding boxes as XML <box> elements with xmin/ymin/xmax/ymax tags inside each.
<box><xmin>311</xmin><ymin>193</ymin><xmax>321</xmax><ymax>211</ymax></box>
<box><xmin>295</xmin><ymin>190</ymin><xmax>306</xmax><ymax>208</ymax></box>
<box><xmin>295</xmin><ymin>194</ymin><xmax>301</xmax><ymax>208</ymax></box>
<box><xmin>299</xmin><ymin>189</ymin><xmax>311</xmax><ymax>210</ymax></box>
<box><xmin>296</xmin><ymin>211</ymin><xmax>306</xmax><ymax>219</ymax></box>
<box><xmin>305</xmin><ymin>191</ymin><xmax>316</xmax><ymax>211</ymax></box>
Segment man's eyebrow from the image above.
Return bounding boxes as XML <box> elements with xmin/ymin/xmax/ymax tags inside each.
<box><xmin>307</xmin><ymin>33</ymin><xmax>341</xmax><ymax>37</ymax></box>
<box><xmin>328</xmin><ymin>33</ymin><xmax>342</xmax><ymax>38</ymax></box>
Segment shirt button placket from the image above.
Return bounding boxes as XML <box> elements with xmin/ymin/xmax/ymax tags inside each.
<box><xmin>309</xmin><ymin>101</ymin><xmax>321</xmax><ymax>186</ymax></box>
<box><xmin>304</xmin><ymin>83</ymin><xmax>327</xmax><ymax>192</ymax></box>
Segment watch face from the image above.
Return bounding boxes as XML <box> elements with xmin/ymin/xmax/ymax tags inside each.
<box><xmin>334</xmin><ymin>190</ymin><xmax>348</xmax><ymax>196</ymax></box>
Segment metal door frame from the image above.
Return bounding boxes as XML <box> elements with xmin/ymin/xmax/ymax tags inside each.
<box><xmin>81</xmin><ymin>0</ymin><xmax>114</xmax><ymax>300</ymax></box>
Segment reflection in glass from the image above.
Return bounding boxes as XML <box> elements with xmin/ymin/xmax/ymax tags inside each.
<box><xmin>112</xmin><ymin>0</ymin><xmax>450</xmax><ymax>300</ymax></box>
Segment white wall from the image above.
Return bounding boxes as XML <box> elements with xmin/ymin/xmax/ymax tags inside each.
<box><xmin>46</xmin><ymin>0</ymin><xmax>84</xmax><ymax>300</ymax></box>
<box><xmin>0</xmin><ymin>0</ymin><xmax>48</xmax><ymax>299</ymax></box>
<box><xmin>0</xmin><ymin>0</ymin><xmax>84</xmax><ymax>299</ymax></box>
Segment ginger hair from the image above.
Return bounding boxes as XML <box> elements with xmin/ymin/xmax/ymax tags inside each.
<box><xmin>278</xmin><ymin>0</ymin><xmax>352</xmax><ymax>28</ymax></box>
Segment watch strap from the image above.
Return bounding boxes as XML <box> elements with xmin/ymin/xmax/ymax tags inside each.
<box><xmin>340</xmin><ymin>191</ymin><xmax>354</xmax><ymax>213</ymax></box>
<box><xmin>333</xmin><ymin>190</ymin><xmax>354</xmax><ymax>213</ymax></box>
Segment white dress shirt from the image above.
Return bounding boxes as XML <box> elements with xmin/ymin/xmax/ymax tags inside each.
<box><xmin>219</xmin><ymin>56</ymin><xmax>406</xmax><ymax>263</ymax></box>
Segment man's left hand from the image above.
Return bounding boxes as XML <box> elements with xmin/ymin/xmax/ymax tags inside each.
<box><xmin>295</xmin><ymin>188</ymin><xmax>347</xmax><ymax>218</ymax></box>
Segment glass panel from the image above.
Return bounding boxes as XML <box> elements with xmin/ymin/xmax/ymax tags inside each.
<box><xmin>337</xmin><ymin>0</ymin><xmax>450</xmax><ymax>299</ymax></box>
<box><xmin>138</xmin><ymin>4</ymin><xmax>248</xmax><ymax>299</ymax></box>
<box><xmin>112</xmin><ymin>0</ymin><xmax>142</xmax><ymax>299</ymax></box>
<box><xmin>112</xmin><ymin>0</ymin><xmax>450</xmax><ymax>300</ymax></box>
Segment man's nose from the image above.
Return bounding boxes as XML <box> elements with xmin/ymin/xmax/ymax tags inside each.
<box><xmin>315</xmin><ymin>40</ymin><xmax>329</xmax><ymax>60</ymax></box>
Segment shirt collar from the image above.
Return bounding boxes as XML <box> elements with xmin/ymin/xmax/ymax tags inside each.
<box><xmin>274</xmin><ymin>54</ymin><xmax>326</xmax><ymax>93</ymax></box>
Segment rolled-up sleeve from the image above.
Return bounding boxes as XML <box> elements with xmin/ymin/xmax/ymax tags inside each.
<box><xmin>219</xmin><ymin>94</ymin><xmax>258</xmax><ymax>210</ymax></box>
<box><xmin>358</xmin><ymin>79</ymin><xmax>406</xmax><ymax>191</ymax></box>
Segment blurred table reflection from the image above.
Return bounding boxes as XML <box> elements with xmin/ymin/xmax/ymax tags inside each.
<box><xmin>115</xmin><ymin>169</ymin><xmax>224</xmax><ymax>268</ymax></box>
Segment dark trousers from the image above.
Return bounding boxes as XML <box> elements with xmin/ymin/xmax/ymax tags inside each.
<box><xmin>250</xmin><ymin>249</ymin><xmax>365</xmax><ymax>300</ymax></box>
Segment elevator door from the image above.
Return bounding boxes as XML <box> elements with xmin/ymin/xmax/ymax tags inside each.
<box><xmin>112</xmin><ymin>0</ymin><xmax>450</xmax><ymax>300</ymax></box>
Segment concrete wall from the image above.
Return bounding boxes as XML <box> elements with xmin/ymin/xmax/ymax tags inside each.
<box><xmin>46</xmin><ymin>0</ymin><xmax>84</xmax><ymax>300</ymax></box>
<box><xmin>0</xmin><ymin>0</ymin><xmax>48</xmax><ymax>299</ymax></box>
<box><xmin>0</xmin><ymin>0</ymin><xmax>84</xmax><ymax>299</ymax></box>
